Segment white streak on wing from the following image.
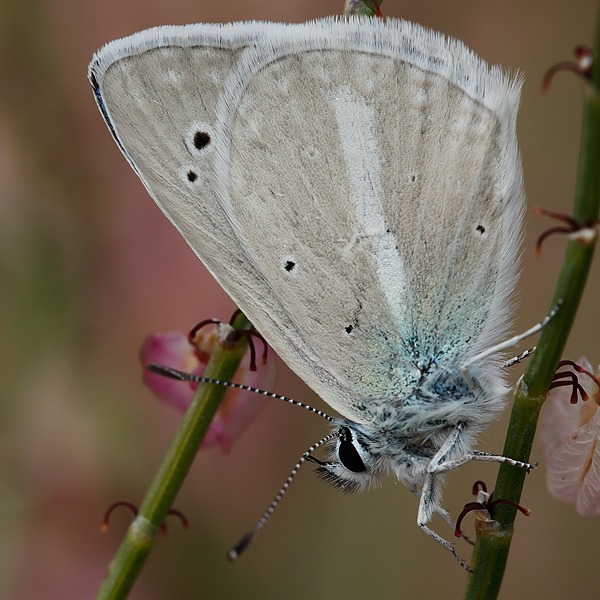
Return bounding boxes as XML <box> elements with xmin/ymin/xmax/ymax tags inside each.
<box><xmin>332</xmin><ymin>86</ymin><xmax>407</xmax><ymax>332</ymax></box>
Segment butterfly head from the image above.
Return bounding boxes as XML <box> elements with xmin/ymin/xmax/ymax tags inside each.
<box><xmin>314</xmin><ymin>423</ymin><xmax>383</xmax><ymax>493</ymax></box>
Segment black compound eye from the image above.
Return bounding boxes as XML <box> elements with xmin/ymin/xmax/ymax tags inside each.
<box><xmin>338</xmin><ymin>428</ymin><xmax>366</xmax><ymax>473</ymax></box>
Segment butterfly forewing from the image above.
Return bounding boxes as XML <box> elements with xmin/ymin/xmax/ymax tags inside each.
<box><xmin>90</xmin><ymin>17</ymin><xmax>523</xmax><ymax>426</ymax></box>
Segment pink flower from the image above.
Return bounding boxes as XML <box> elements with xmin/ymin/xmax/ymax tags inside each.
<box><xmin>540</xmin><ymin>357</ymin><xmax>600</xmax><ymax>516</ymax></box>
<box><xmin>141</xmin><ymin>327</ymin><xmax>277</xmax><ymax>453</ymax></box>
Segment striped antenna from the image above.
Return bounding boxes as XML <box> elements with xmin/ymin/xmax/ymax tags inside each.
<box><xmin>147</xmin><ymin>362</ymin><xmax>340</xmax><ymax>559</ymax></box>
<box><xmin>226</xmin><ymin>432</ymin><xmax>338</xmax><ymax>562</ymax></box>
<box><xmin>146</xmin><ymin>363</ymin><xmax>335</xmax><ymax>423</ymax></box>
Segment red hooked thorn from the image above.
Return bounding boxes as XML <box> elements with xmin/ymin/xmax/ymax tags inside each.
<box><xmin>542</xmin><ymin>45</ymin><xmax>593</xmax><ymax>93</ymax></box>
<box><xmin>550</xmin><ymin>360</ymin><xmax>600</xmax><ymax>404</ymax></box>
<box><xmin>533</xmin><ymin>206</ymin><xmax>598</xmax><ymax>257</ymax></box>
<box><xmin>102</xmin><ymin>500</ymin><xmax>138</xmax><ymax>532</ymax></box>
<box><xmin>454</xmin><ymin>481</ymin><xmax>530</xmax><ymax>538</ymax></box>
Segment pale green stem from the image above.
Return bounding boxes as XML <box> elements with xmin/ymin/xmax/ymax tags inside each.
<box><xmin>463</xmin><ymin>4</ymin><xmax>600</xmax><ymax>598</ymax></box>
<box><xmin>95</xmin><ymin>313</ymin><xmax>252</xmax><ymax>600</ymax></box>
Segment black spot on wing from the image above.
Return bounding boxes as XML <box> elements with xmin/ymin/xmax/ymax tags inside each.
<box><xmin>193</xmin><ymin>131</ymin><xmax>211</xmax><ymax>149</ymax></box>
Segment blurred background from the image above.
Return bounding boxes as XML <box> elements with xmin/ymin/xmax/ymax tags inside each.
<box><xmin>0</xmin><ymin>0</ymin><xmax>599</xmax><ymax>598</ymax></box>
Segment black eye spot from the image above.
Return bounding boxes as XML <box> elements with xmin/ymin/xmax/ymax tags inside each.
<box><xmin>476</xmin><ymin>225</ymin><xmax>486</xmax><ymax>234</ymax></box>
<box><xmin>194</xmin><ymin>131</ymin><xmax>211</xmax><ymax>150</ymax></box>
<box><xmin>411</xmin><ymin>174</ymin><xmax>417</xmax><ymax>182</ymax></box>
<box><xmin>284</xmin><ymin>260</ymin><xmax>296</xmax><ymax>272</ymax></box>
<box><xmin>187</xmin><ymin>170</ymin><xmax>198</xmax><ymax>182</ymax></box>
<box><xmin>339</xmin><ymin>440</ymin><xmax>366</xmax><ymax>473</ymax></box>
<box><xmin>338</xmin><ymin>427</ymin><xmax>366</xmax><ymax>473</ymax></box>
<box><xmin>345</xmin><ymin>324</ymin><xmax>353</xmax><ymax>334</ymax></box>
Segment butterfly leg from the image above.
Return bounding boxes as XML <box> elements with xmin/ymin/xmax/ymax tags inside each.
<box><xmin>408</xmin><ymin>484</ymin><xmax>474</xmax><ymax>545</ymax></box>
<box><xmin>416</xmin><ymin>472</ymin><xmax>472</xmax><ymax>571</ymax></box>
<box><xmin>501</xmin><ymin>347</ymin><xmax>536</xmax><ymax>369</ymax></box>
<box><xmin>471</xmin><ymin>450</ymin><xmax>536</xmax><ymax>471</ymax></box>
<box><xmin>459</xmin><ymin>302</ymin><xmax>561</xmax><ymax>389</ymax></box>
<box><xmin>409</xmin><ymin>483</ymin><xmax>456</xmax><ymax>529</ymax></box>
<box><xmin>429</xmin><ymin>451</ymin><xmax>536</xmax><ymax>474</ymax></box>
<box><xmin>426</xmin><ymin>425</ymin><xmax>536</xmax><ymax>474</ymax></box>
<box><xmin>415</xmin><ymin>425</ymin><xmax>534</xmax><ymax>570</ymax></box>
<box><xmin>426</xmin><ymin>423</ymin><xmax>472</xmax><ymax>474</ymax></box>
<box><xmin>413</xmin><ymin>425</ymin><xmax>475</xmax><ymax>569</ymax></box>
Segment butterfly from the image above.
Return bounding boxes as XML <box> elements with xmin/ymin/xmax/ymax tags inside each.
<box><xmin>90</xmin><ymin>16</ymin><xmax>533</xmax><ymax>569</ymax></box>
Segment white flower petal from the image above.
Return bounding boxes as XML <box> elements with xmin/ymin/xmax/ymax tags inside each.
<box><xmin>547</xmin><ymin>407</ymin><xmax>600</xmax><ymax>511</ymax></box>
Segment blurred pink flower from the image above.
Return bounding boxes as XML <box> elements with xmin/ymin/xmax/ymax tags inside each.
<box><xmin>141</xmin><ymin>326</ymin><xmax>277</xmax><ymax>453</ymax></box>
<box><xmin>540</xmin><ymin>357</ymin><xmax>600</xmax><ymax>516</ymax></box>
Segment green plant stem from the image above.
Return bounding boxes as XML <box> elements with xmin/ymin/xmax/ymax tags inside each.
<box><xmin>463</xmin><ymin>6</ymin><xmax>600</xmax><ymax>599</ymax></box>
<box><xmin>95</xmin><ymin>313</ymin><xmax>252</xmax><ymax>600</ymax></box>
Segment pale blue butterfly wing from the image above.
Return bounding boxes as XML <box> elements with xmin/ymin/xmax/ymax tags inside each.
<box><xmin>90</xmin><ymin>18</ymin><xmax>523</xmax><ymax>432</ymax></box>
